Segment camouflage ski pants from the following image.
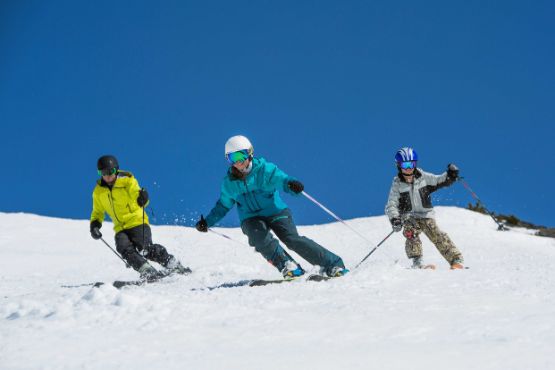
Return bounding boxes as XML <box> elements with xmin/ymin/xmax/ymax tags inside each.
<box><xmin>403</xmin><ymin>218</ymin><xmax>463</xmax><ymax>264</ymax></box>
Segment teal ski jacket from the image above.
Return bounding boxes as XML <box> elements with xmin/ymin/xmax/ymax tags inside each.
<box><xmin>205</xmin><ymin>157</ymin><xmax>297</xmax><ymax>226</ymax></box>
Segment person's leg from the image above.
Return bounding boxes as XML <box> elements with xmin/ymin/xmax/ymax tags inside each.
<box><xmin>144</xmin><ymin>243</ymin><xmax>172</xmax><ymax>265</ymax></box>
<box><xmin>115</xmin><ymin>230</ymin><xmax>147</xmax><ymax>271</ymax></box>
<box><xmin>126</xmin><ymin>225</ymin><xmax>169</xmax><ymax>265</ymax></box>
<box><xmin>125</xmin><ymin>224</ymin><xmax>153</xmax><ymax>252</ymax></box>
<box><xmin>270</xmin><ymin>209</ymin><xmax>345</xmax><ymax>274</ymax></box>
<box><xmin>403</xmin><ymin>218</ymin><xmax>424</xmax><ymax>266</ymax></box>
<box><xmin>126</xmin><ymin>224</ymin><xmax>190</xmax><ymax>273</ymax></box>
<box><xmin>241</xmin><ymin>216</ymin><xmax>293</xmax><ymax>272</ymax></box>
<box><xmin>420</xmin><ymin>218</ymin><xmax>464</xmax><ymax>265</ymax></box>
<box><xmin>125</xmin><ymin>224</ymin><xmax>162</xmax><ymax>263</ymax></box>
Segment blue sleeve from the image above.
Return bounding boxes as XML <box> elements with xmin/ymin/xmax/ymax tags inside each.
<box><xmin>205</xmin><ymin>182</ymin><xmax>236</xmax><ymax>227</ymax></box>
<box><xmin>264</xmin><ymin>161</ymin><xmax>296</xmax><ymax>195</ymax></box>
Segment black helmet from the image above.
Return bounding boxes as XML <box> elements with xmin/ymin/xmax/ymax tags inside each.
<box><xmin>97</xmin><ymin>155</ymin><xmax>119</xmax><ymax>176</ymax></box>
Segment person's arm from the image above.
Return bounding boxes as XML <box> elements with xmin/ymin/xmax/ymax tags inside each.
<box><xmin>205</xmin><ymin>184</ymin><xmax>236</xmax><ymax>227</ymax></box>
<box><xmin>385</xmin><ymin>178</ymin><xmax>401</xmax><ymax>221</ymax></box>
<box><xmin>421</xmin><ymin>164</ymin><xmax>458</xmax><ymax>189</ymax></box>
<box><xmin>90</xmin><ymin>190</ymin><xmax>105</xmax><ymax>225</ymax></box>
<box><xmin>126</xmin><ymin>176</ymin><xmax>149</xmax><ymax>207</ymax></box>
<box><xmin>90</xmin><ymin>191</ymin><xmax>105</xmax><ymax>239</ymax></box>
<box><xmin>264</xmin><ymin>161</ymin><xmax>298</xmax><ymax>194</ymax></box>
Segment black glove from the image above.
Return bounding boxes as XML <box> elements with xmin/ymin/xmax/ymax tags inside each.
<box><xmin>391</xmin><ymin>218</ymin><xmax>403</xmax><ymax>232</ymax></box>
<box><xmin>196</xmin><ymin>215</ymin><xmax>208</xmax><ymax>232</ymax></box>
<box><xmin>447</xmin><ymin>163</ymin><xmax>459</xmax><ymax>180</ymax></box>
<box><xmin>90</xmin><ymin>220</ymin><xmax>102</xmax><ymax>240</ymax></box>
<box><xmin>137</xmin><ymin>188</ymin><xmax>149</xmax><ymax>207</ymax></box>
<box><xmin>288</xmin><ymin>180</ymin><xmax>304</xmax><ymax>194</ymax></box>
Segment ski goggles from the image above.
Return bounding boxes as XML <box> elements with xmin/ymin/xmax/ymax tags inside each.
<box><xmin>98</xmin><ymin>167</ymin><xmax>118</xmax><ymax>176</ymax></box>
<box><xmin>398</xmin><ymin>161</ymin><xmax>417</xmax><ymax>170</ymax></box>
<box><xmin>226</xmin><ymin>149</ymin><xmax>252</xmax><ymax>164</ymax></box>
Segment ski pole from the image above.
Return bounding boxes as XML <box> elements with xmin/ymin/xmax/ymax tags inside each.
<box><xmin>354</xmin><ymin>230</ymin><xmax>395</xmax><ymax>268</ymax></box>
<box><xmin>301</xmin><ymin>191</ymin><xmax>377</xmax><ymax>247</ymax></box>
<box><xmin>141</xmin><ymin>188</ymin><xmax>148</xmax><ymax>248</ymax></box>
<box><xmin>302</xmin><ymin>191</ymin><xmax>395</xmax><ymax>265</ymax></box>
<box><xmin>209</xmin><ymin>228</ymin><xmax>250</xmax><ymax>248</ymax></box>
<box><xmin>99</xmin><ymin>237</ymin><xmax>132</xmax><ymax>268</ymax></box>
<box><xmin>142</xmin><ymin>205</ymin><xmax>146</xmax><ymax>249</ymax></box>
<box><xmin>458</xmin><ymin>178</ymin><xmax>507</xmax><ymax>230</ymax></box>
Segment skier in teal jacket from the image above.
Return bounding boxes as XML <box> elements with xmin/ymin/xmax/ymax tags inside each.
<box><xmin>196</xmin><ymin>135</ymin><xmax>347</xmax><ymax>279</ymax></box>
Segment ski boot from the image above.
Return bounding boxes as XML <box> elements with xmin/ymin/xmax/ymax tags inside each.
<box><xmin>165</xmin><ymin>256</ymin><xmax>192</xmax><ymax>275</ymax></box>
<box><xmin>281</xmin><ymin>260</ymin><xmax>305</xmax><ymax>280</ymax></box>
<box><xmin>138</xmin><ymin>263</ymin><xmax>163</xmax><ymax>282</ymax></box>
<box><xmin>411</xmin><ymin>257</ymin><xmax>436</xmax><ymax>270</ymax></box>
<box><xmin>325</xmin><ymin>266</ymin><xmax>350</xmax><ymax>278</ymax></box>
<box><xmin>411</xmin><ymin>257</ymin><xmax>423</xmax><ymax>269</ymax></box>
<box><xmin>450</xmin><ymin>258</ymin><xmax>464</xmax><ymax>270</ymax></box>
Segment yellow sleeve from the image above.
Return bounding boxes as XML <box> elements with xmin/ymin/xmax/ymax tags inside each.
<box><xmin>90</xmin><ymin>188</ymin><xmax>106</xmax><ymax>224</ymax></box>
<box><xmin>127</xmin><ymin>176</ymin><xmax>147</xmax><ymax>207</ymax></box>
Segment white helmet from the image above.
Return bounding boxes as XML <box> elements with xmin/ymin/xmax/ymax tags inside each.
<box><xmin>224</xmin><ymin>135</ymin><xmax>254</xmax><ymax>158</ymax></box>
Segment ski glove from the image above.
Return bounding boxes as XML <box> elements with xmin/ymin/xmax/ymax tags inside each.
<box><xmin>196</xmin><ymin>215</ymin><xmax>208</xmax><ymax>232</ymax></box>
<box><xmin>447</xmin><ymin>163</ymin><xmax>459</xmax><ymax>179</ymax></box>
<box><xmin>287</xmin><ymin>180</ymin><xmax>304</xmax><ymax>194</ymax></box>
<box><xmin>391</xmin><ymin>218</ymin><xmax>403</xmax><ymax>232</ymax></box>
<box><xmin>137</xmin><ymin>188</ymin><xmax>149</xmax><ymax>207</ymax></box>
<box><xmin>90</xmin><ymin>220</ymin><xmax>102</xmax><ymax>240</ymax></box>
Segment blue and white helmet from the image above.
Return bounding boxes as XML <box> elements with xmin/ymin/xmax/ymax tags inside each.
<box><xmin>395</xmin><ymin>147</ymin><xmax>418</xmax><ymax>163</ymax></box>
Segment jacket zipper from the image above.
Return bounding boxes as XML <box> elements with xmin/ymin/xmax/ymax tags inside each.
<box><xmin>243</xmin><ymin>180</ymin><xmax>260</xmax><ymax>212</ymax></box>
<box><xmin>408</xmin><ymin>181</ymin><xmax>415</xmax><ymax>215</ymax></box>
<box><xmin>108</xmin><ymin>190</ymin><xmax>123</xmax><ymax>224</ymax></box>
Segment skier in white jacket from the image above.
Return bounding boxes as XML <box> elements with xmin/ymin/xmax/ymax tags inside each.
<box><xmin>385</xmin><ymin>147</ymin><xmax>464</xmax><ymax>269</ymax></box>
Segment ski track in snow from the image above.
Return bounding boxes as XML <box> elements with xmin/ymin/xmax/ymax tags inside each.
<box><xmin>1</xmin><ymin>207</ymin><xmax>554</xmax><ymax>370</ymax></box>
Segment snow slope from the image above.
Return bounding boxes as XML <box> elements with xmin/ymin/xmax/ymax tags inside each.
<box><xmin>1</xmin><ymin>207</ymin><xmax>554</xmax><ymax>370</ymax></box>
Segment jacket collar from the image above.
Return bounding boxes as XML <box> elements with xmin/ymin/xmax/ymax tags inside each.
<box><xmin>97</xmin><ymin>171</ymin><xmax>132</xmax><ymax>188</ymax></box>
<box><xmin>228</xmin><ymin>158</ymin><xmax>260</xmax><ymax>181</ymax></box>
<box><xmin>397</xmin><ymin>168</ymin><xmax>422</xmax><ymax>183</ymax></box>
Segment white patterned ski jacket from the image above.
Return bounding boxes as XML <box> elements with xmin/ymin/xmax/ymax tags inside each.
<box><xmin>385</xmin><ymin>168</ymin><xmax>456</xmax><ymax>221</ymax></box>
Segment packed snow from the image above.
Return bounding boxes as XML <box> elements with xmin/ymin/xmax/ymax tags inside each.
<box><xmin>1</xmin><ymin>207</ymin><xmax>554</xmax><ymax>370</ymax></box>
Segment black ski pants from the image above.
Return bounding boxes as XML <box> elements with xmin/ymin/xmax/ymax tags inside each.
<box><xmin>115</xmin><ymin>224</ymin><xmax>173</xmax><ymax>271</ymax></box>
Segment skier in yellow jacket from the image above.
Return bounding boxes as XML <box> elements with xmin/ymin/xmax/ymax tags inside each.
<box><xmin>90</xmin><ymin>155</ymin><xmax>190</xmax><ymax>280</ymax></box>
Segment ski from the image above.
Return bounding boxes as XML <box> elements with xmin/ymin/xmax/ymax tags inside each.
<box><xmin>306</xmin><ymin>274</ymin><xmax>333</xmax><ymax>282</ymax></box>
<box><xmin>61</xmin><ymin>282</ymin><xmax>103</xmax><ymax>288</ymax></box>
<box><xmin>61</xmin><ymin>267</ymin><xmax>191</xmax><ymax>289</ymax></box>
<box><xmin>200</xmin><ymin>278</ymin><xmax>297</xmax><ymax>290</ymax></box>
<box><xmin>199</xmin><ymin>273</ymin><xmax>338</xmax><ymax>290</ymax></box>
<box><xmin>403</xmin><ymin>265</ymin><xmax>470</xmax><ymax>270</ymax></box>
<box><xmin>416</xmin><ymin>264</ymin><xmax>437</xmax><ymax>270</ymax></box>
<box><xmin>248</xmin><ymin>274</ymin><xmax>332</xmax><ymax>286</ymax></box>
<box><xmin>109</xmin><ymin>268</ymin><xmax>192</xmax><ymax>288</ymax></box>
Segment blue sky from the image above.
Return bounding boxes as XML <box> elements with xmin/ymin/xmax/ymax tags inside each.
<box><xmin>1</xmin><ymin>0</ymin><xmax>553</xmax><ymax>228</ymax></box>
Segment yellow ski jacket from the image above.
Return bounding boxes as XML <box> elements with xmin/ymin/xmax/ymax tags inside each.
<box><xmin>90</xmin><ymin>171</ymin><xmax>149</xmax><ymax>233</ymax></box>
